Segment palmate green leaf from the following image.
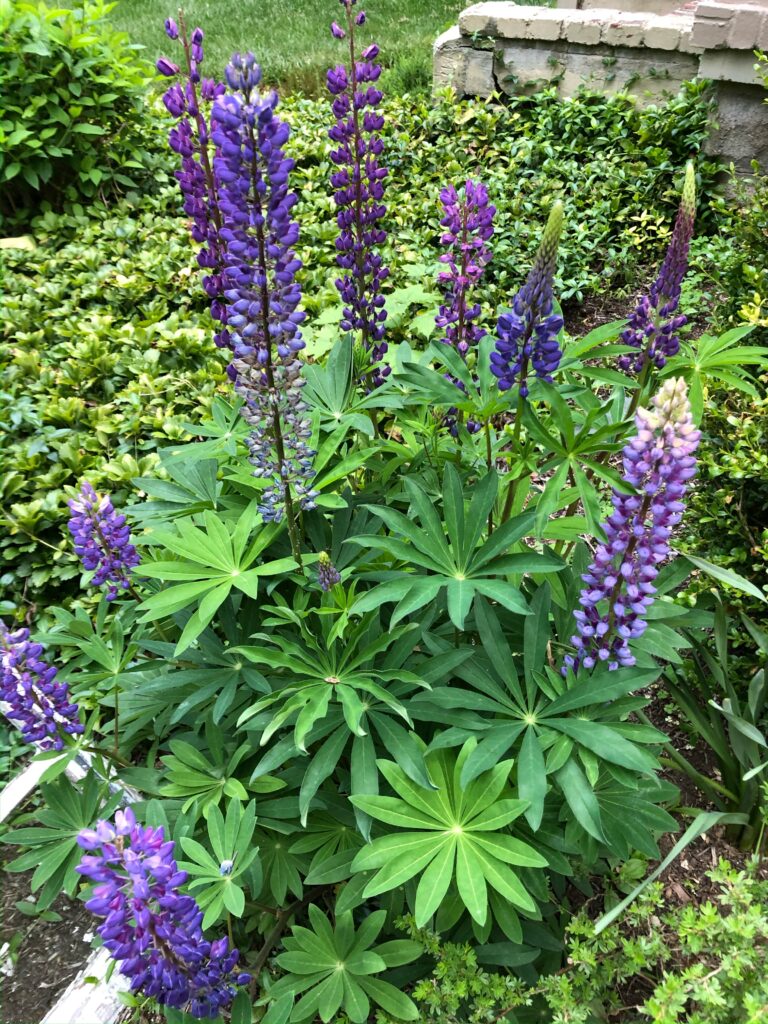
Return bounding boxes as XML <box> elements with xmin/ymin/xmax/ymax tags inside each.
<box><xmin>350</xmin><ymin>741</ymin><xmax>545</xmax><ymax>926</ymax></box>
<box><xmin>274</xmin><ymin>908</ymin><xmax>420</xmax><ymax>1023</ymax></box>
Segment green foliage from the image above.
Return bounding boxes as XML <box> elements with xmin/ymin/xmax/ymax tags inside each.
<box><xmin>271</xmin><ymin>906</ymin><xmax>422</xmax><ymax>1022</ymax></box>
<box><xmin>1</xmin><ymin>773</ymin><xmax>121</xmax><ymax>910</ymax></box>
<box><xmin>0</xmin><ymin>85</ymin><xmax>724</xmax><ymax>613</ymax></box>
<box><xmin>376</xmin><ymin>860</ymin><xmax>768</xmax><ymax>1023</ymax></box>
<box><xmin>680</xmin><ymin>376</ymin><xmax>768</xmax><ymax>609</ymax></box>
<box><xmin>0</xmin><ymin>0</ymin><xmax>158</xmax><ymax>222</ymax></box>
<box><xmin>663</xmin><ymin>596</ymin><xmax>768</xmax><ymax>846</ymax></box>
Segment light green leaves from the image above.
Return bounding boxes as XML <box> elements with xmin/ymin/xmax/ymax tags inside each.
<box><xmin>352</xmin><ymin>464</ymin><xmax>563</xmax><ymax>630</ymax></box>
<box><xmin>138</xmin><ymin>506</ymin><xmax>304</xmax><ymax>654</ymax></box>
<box><xmin>350</xmin><ymin>741</ymin><xmax>547</xmax><ymax>927</ymax></box>
<box><xmin>270</xmin><ymin>905</ymin><xmax>421</xmax><ymax>1023</ymax></box>
<box><xmin>178</xmin><ymin>800</ymin><xmax>260</xmax><ymax>927</ymax></box>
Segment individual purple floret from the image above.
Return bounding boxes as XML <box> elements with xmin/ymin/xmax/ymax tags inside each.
<box><xmin>158</xmin><ymin>17</ymin><xmax>230</xmax><ymax>350</ymax></box>
<box><xmin>77</xmin><ymin>808</ymin><xmax>249</xmax><ymax>1019</ymax></box>
<box><xmin>490</xmin><ymin>201</ymin><xmax>564</xmax><ymax>399</ymax></box>
<box><xmin>0</xmin><ymin>622</ymin><xmax>83</xmax><ymax>750</ymax></box>
<box><xmin>435</xmin><ymin>180</ymin><xmax>495</xmax><ymax>357</ymax></box>
<box><xmin>619</xmin><ymin>163</ymin><xmax>696</xmax><ymax>375</ymax></box>
<box><xmin>68</xmin><ymin>482</ymin><xmax>141</xmax><ymax>601</ymax></box>
<box><xmin>564</xmin><ymin>377</ymin><xmax>700</xmax><ymax>674</ymax></box>
<box><xmin>327</xmin><ymin>0</ymin><xmax>390</xmax><ymax>386</ymax></box>
<box><xmin>317</xmin><ymin>552</ymin><xmax>342</xmax><ymax>591</ymax></box>
<box><xmin>211</xmin><ymin>53</ymin><xmax>317</xmax><ymax>530</ymax></box>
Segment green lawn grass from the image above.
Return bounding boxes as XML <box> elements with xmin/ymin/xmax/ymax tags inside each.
<box><xmin>109</xmin><ymin>0</ymin><xmax>466</xmax><ymax>94</ymax></box>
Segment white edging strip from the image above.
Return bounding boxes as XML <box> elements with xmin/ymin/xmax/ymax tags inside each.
<box><xmin>39</xmin><ymin>947</ymin><xmax>131</xmax><ymax>1024</ymax></box>
<box><xmin>0</xmin><ymin>731</ymin><xmax>141</xmax><ymax>1024</ymax></box>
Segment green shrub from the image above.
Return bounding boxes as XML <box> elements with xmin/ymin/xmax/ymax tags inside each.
<box><xmin>374</xmin><ymin>859</ymin><xmax>768</xmax><ymax>1023</ymax></box>
<box><xmin>0</xmin><ymin>0</ymin><xmax>157</xmax><ymax>224</ymax></box>
<box><xmin>0</xmin><ymin>84</ymin><xmax>726</xmax><ymax>612</ymax></box>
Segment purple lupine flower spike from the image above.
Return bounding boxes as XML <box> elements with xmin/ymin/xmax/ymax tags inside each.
<box><xmin>212</xmin><ymin>53</ymin><xmax>317</xmax><ymax>526</ymax></box>
<box><xmin>77</xmin><ymin>809</ymin><xmax>249</xmax><ymax>1019</ymax></box>
<box><xmin>436</xmin><ymin>180</ymin><xmax>495</xmax><ymax>357</ymax></box>
<box><xmin>436</xmin><ymin>180</ymin><xmax>495</xmax><ymax>436</ymax></box>
<box><xmin>317</xmin><ymin>552</ymin><xmax>342</xmax><ymax>591</ymax></box>
<box><xmin>327</xmin><ymin>1</ymin><xmax>390</xmax><ymax>386</ymax></box>
<box><xmin>159</xmin><ymin>15</ymin><xmax>230</xmax><ymax>349</ymax></box>
<box><xmin>619</xmin><ymin>163</ymin><xmax>696</xmax><ymax>374</ymax></box>
<box><xmin>490</xmin><ymin>201</ymin><xmax>564</xmax><ymax>398</ymax></box>
<box><xmin>68</xmin><ymin>482</ymin><xmax>141</xmax><ymax>600</ymax></box>
<box><xmin>0</xmin><ymin>622</ymin><xmax>84</xmax><ymax>750</ymax></box>
<box><xmin>564</xmin><ymin>378</ymin><xmax>700</xmax><ymax>674</ymax></box>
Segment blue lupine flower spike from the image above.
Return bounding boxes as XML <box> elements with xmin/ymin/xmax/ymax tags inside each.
<box><xmin>490</xmin><ymin>200</ymin><xmax>564</xmax><ymax>398</ymax></box>
<box><xmin>77</xmin><ymin>808</ymin><xmax>250</xmax><ymax>1020</ymax></box>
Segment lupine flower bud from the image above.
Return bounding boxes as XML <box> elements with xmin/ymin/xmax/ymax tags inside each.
<box><xmin>77</xmin><ymin>809</ymin><xmax>249</xmax><ymax>1019</ymax></box>
<box><xmin>317</xmin><ymin>552</ymin><xmax>342</xmax><ymax>591</ymax></box>
<box><xmin>490</xmin><ymin>201</ymin><xmax>564</xmax><ymax>398</ymax></box>
<box><xmin>212</xmin><ymin>53</ymin><xmax>317</xmax><ymax>524</ymax></box>
<box><xmin>331</xmin><ymin>21</ymin><xmax>346</xmax><ymax>38</ymax></box>
<box><xmin>1</xmin><ymin>622</ymin><xmax>84</xmax><ymax>750</ymax></box>
<box><xmin>564</xmin><ymin>378</ymin><xmax>700</xmax><ymax>673</ymax></box>
<box><xmin>156</xmin><ymin>57</ymin><xmax>180</xmax><ymax>77</ymax></box>
<box><xmin>619</xmin><ymin>163</ymin><xmax>696</xmax><ymax>374</ymax></box>
<box><xmin>68</xmin><ymin>482</ymin><xmax>141</xmax><ymax>600</ymax></box>
<box><xmin>327</xmin><ymin>3</ymin><xmax>390</xmax><ymax>387</ymax></box>
<box><xmin>165</xmin><ymin>18</ymin><xmax>179</xmax><ymax>39</ymax></box>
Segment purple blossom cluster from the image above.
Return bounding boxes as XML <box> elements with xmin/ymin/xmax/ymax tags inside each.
<box><xmin>564</xmin><ymin>377</ymin><xmax>700</xmax><ymax>673</ymax></box>
<box><xmin>435</xmin><ymin>180</ymin><xmax>495</xmax><ymax>357</ymax></box>
<box><xmin>436</xmin><ymin>180</ymin><xmax>495</xmax><ymax>435</ymax></box>
<box><xmin>317</xmin><ymin>551</ymin><xmax>342</xmax><ymax>591</ymax></box>
<box><xmin>327</xmin><ymin>0</ymin><xmax>390</xmax><ymax>386</ymax></box>
<box><xmin>68</xmin><ymin>482</ymin><xmax>141</xmax><ymax>601</ymax></box>
<box><xmin>619</xmin><ymin>163</ymin><xmax>696</xmax><ymax>374</ymax></box>
<box><xmin>0</xmin><ymin>622</ymin><xmax>83</xmax><ymax>750</ymax></box>
<box><xmin>77</xmin><ymin>808</ymin><xmax>249</xmax><ymax>1019</ymax></box>
<box><xmin>158</xmin><ymin>20</ymin><xmax>230</xmax><ymax>349</ymax></box>
<box><xmin>211</xmin><ymin>53</ymin><xmax>317</xmax><ymax>523</ymax></box>
<box><xmin>490</xmin><ymin>201</ymin><xmax>564</xmax><ymax>398</ymax></box>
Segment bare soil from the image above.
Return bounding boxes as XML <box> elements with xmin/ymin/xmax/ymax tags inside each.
<box><xmin>0</xmin><ymin>854</ymin><xmax>94</xmax><ymax>1024</ymax></box>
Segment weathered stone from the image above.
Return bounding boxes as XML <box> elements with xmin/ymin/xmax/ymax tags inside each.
<box><xmin>699</xmin><ymin>48</ymin><xmax>765</xmax><ymax>83</ymax></box>
<box><xmin>433</xmin><ymin>27</ymin><xmax>470</xmax><ymax>91</ymax></box>
<box><xmin>601</xmin><ymin>16</ymin><xmax>647</xmax><ymax>47</ymax></box>
<box><xmin>437</xmin><ymin>2</ymin><xmax>768</xmax><ymax>171</ymax></box>
<box><xmin>728</xmin><ymin>7</ymin><xmax>767</xmax><ymax>47</ymax></box>
<box><xmin>706</xmin><ymin>80</ymin><xmax>768</xmax><ymax>172</ymax></box>
<box><xmin>459</xmin><ymin>1</ymin><xmax>518</xmax><ymax>35</ymax></box>
<box><xmin>525</xmin><ymin>8</ymin><xmax>565</xmax><ymax>40</ymax></box>
<box><xmin>695</xmin><ymin>1</ymin><xmax>736</xmax><ymax>19</ymax></box>
<box><xmin>465</xmin><ymin>49</ymin><xmax>496</xmax><ymax>95</ymax></box>
<box><xmin>494</xmin><ymin>38</ymin><xmax>698</xmax><ymax>102</ymax></box>
<box><xmin>563</xmin><ymin>11</ymin><xmax>604</xmax><ymax>44</ymax></box>
<box><xmin>495</xmin><ymin>10</ymin><xmax>533</xmax><ymax>36</ymax></box>
<box><xmin>561</xmin><ymin>0</ymin><xmax>681</xmax><ymax>11</ymax></box>
<box><xmin>690</xmin><ymin>17</ymin><xmax>731</xmax><ymax>47</ymax></box>
<box><xmin>643</xmin><ymin>14</ymin><xmax>685</xmax><ymax>49</ymax></box>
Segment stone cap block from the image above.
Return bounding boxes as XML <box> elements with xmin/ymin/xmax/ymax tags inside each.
<box><xmin>699</xmin><ymin>48</ymin><xmax>766</xmax><ymax>83</ymax></box>
<box><xmin>459</xmin><ymin>1</ymin><xmax>519</xmax><ymax>35</ymax></box>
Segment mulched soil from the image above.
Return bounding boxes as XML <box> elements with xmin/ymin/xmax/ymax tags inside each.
<box><xmin>0</xmin><ymin>852</ymin><xmax>95</xmax><ymax>1024</ymax></box>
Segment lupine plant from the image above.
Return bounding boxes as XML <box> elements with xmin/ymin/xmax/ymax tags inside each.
<box><xmin>0</xmin><ymin>7</ymin><xmax>748</xmax><ymax>1024</ymax></box>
